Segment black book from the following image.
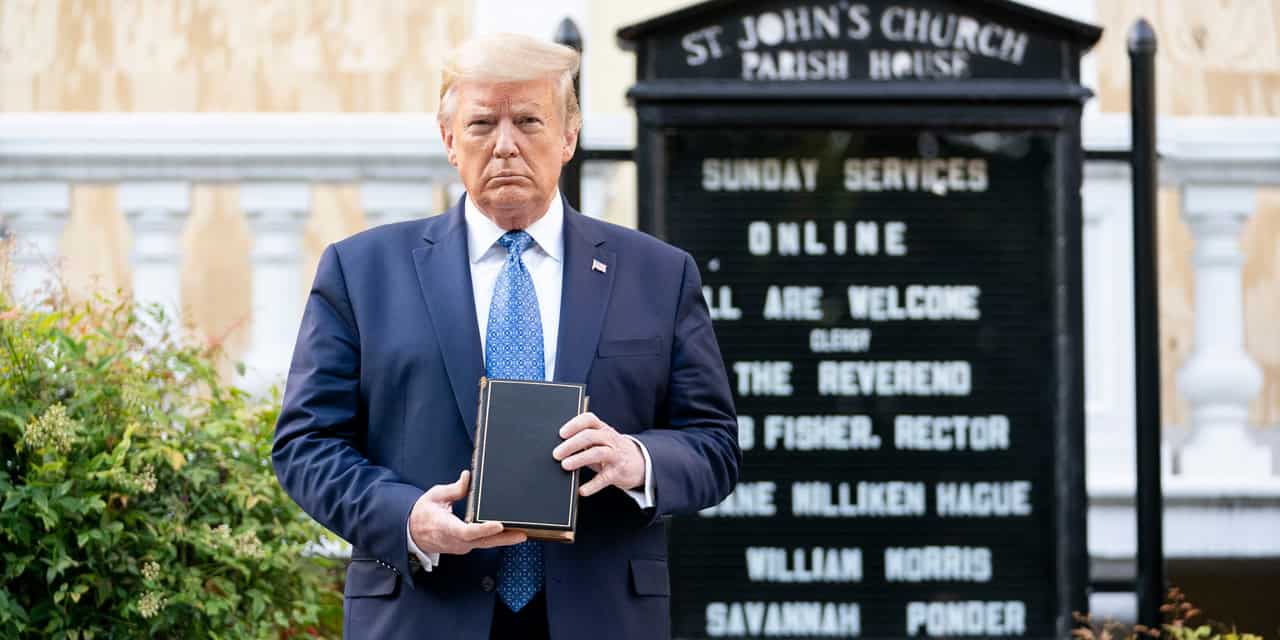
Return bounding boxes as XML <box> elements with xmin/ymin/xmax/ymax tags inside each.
<box><xmin>465</xmin><ymin>377</ymin><xmax>587</xmax><ymax>543</ymax></box>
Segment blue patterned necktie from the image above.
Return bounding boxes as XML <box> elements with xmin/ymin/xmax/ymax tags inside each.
<box><xmin>486</xmin><ymin>230</ymin><xmax>545</xmax><ymax>612</ymax></box>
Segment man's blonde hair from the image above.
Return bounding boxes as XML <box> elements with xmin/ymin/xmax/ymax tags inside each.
<box><xmin>438</xmin><ymin>33</ymin><xmax>581</xmax><ymax>133</ymax></box>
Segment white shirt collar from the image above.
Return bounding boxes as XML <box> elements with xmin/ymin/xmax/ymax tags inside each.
<box><xmin>464</xmin><ymin>191</ymin><xmax>564</xmax><ymax>264</ymax></box>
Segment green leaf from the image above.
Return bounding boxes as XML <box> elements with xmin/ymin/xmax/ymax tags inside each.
<box><xmin>2</xmin><ymin>553</ymin><xmax>31</xmax><ymax>580</ymax></box>
<box><xmin>2</xmin><ymin>492</ymin><xmax>23</xmax><ymax>512</ymax></box>
<box><xmin>0</xmin><ymin>409</ymin><xmax>25</xmax><ymax>428</ymax></box>
<box><xmin>93</xmin><ymin>352</ymin><xmax>120</xmax><ymax>373</ymax></box>
<box><xmin>44</xmin><ymin>555</ymin><xmax>76</xmax><ymax>584</ymax></box>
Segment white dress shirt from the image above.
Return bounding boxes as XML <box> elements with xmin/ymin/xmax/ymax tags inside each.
<box><xmin>407</xmin><ymin>192</ymin><xmax>655</xmax><ymax>571</ymax></box>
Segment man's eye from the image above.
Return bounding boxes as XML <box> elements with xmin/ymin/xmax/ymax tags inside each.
<box><xmin>468</xmin><ymin>120</ymin><xmax>494</xmax><ymax>128</ymax></box>
<box><xmin>520</xmin><ymin>117</ymin><xmax>543</xmax><ymax>126</ymax></box>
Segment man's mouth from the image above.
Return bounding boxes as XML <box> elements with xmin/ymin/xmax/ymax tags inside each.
<box><xmin>489</xmin><ymin>173</ymin><xmax>530</xmax><ymax>183</ymax></box>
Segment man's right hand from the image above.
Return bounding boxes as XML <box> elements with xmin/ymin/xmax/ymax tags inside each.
<box><xmin>409</xmin><ymin>470</ymin><xmax>527</xmax><ymax>555</ymax></box>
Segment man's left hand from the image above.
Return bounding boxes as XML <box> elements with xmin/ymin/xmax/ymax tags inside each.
<box><xmin>553</xmin><ymin>412</ymin><xmax>645</xmax><ymax>496</ymax></box>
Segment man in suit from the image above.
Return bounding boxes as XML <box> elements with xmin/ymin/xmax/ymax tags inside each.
<box><xmin>272</xmin><ymin>33</ymin><xmax>740</xmax><ymax>639</ymax></box>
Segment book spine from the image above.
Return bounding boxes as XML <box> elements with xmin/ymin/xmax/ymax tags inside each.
<box><xmin>464</xmin><ymin>377</ymin><xmax>488</xmax><ymax>523</ymax></box>
<box><xmin>569</xmin><ymin>393</ymin><xmax>588</xmax><ymax>532</ymax></box>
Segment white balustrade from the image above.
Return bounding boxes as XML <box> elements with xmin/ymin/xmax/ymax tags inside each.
<box><xmin>241</xmin><ymin>182</ymin><xmax>312</xmax><ymax>392</ymax></box>
<box><xmin>120</xmin><ymin>181</ymin><xmax>189</xmax><ymax>317</ymax></box>
<box><xmin>362</xmin><ymin>181</ymin><xmax>437</xmax><ymax>227</ymax></box>
<box><xmin>0</xmin><ymin>181</ymin><xmax>71</xmax><ymax>302</ymax></box>
<box><xmin>1178</xmin><ymin>185</ymin><xmax>1271</xmax><ymax>477</ymax></box>
<box><xmin>1081</xmin><ymin>163</ymin><xmax>1138</xmax><ymax>486</ymax></box>
<box><xmin>1079</xmin><ymin>116</ymin><xmax>1280</xmax><ymax>598</ymax></box>
<box><xmin>3</xmin><ymin>114</ymin><xmax>1279</xmax><ymax>570</ymax></box>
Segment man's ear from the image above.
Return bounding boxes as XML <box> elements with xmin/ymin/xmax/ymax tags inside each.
<box><xmin>561</xmin><ymin>125</ymin><xmax>580</xmax><ymax>165</ymax></box>
<box><xmin>439</xmin><ymin>120</ymin><xmax>458</xmax><ymax>167</ymax></box>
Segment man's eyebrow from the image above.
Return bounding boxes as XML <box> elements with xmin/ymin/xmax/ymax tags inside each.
<box><xmin>510</xmin><ymin>101</ymin><xmax>548</xmax><ymax>114</ymax></box>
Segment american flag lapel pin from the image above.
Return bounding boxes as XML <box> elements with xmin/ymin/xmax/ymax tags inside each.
<box><xmin>592</xmin><ymin>258</ymin><xmax>608</xmax><ymax>274</ymax></box>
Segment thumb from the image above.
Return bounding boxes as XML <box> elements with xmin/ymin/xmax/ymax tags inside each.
<box><xmin>426</xmin><ymin>469</ymin><xmax>470</xmax><ymax>504</ymax></box>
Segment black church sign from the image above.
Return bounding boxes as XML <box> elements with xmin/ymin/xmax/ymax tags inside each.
<box><xmin>618</xmin><ymin>1</ymin><xmax>1100</xmax><ymax>638</ymax></box>
<box><xmin>643</xmin><ymin>0</ymin><xmax>1064</xmax><ymax>82</ymax></box>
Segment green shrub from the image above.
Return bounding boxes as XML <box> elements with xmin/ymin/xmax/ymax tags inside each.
<box><xmin>0</xmin><ymin>294</ymin><xmax>342</xmax><ymax>639</ymax></box>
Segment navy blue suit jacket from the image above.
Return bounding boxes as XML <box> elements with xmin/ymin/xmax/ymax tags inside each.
<box><xmin>272</xmin><ymin>199</ymin><xmax>740</xmax><ymax>639</ymax></box>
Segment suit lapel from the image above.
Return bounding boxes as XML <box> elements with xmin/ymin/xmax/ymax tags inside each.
<box><xmin>554</xmin><ymin>206</ymin><xmax>615</xmax><ymax>385</ymax></box>
<box><xmin>413</xmin><ymin>201</ymin><xmax>484</xmax><ymax>442</ymax></box>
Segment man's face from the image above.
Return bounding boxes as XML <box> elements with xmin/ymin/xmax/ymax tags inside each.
<box><xmin>440</xmin><ymin>77</ymin><xmax>577</xmax><ymax>230</ymax></box>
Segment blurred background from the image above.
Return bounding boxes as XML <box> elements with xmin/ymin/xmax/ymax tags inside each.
<box><xmin>1</xmin><ymin>0</ymin><xmax>1277</xmax><ymax>633</ymax></box>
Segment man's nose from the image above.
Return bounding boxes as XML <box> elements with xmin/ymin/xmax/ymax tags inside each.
<box><xmin>493</xmin><ymin>120</ymin><xmax>519</xmax><ymax>158</ymax></box>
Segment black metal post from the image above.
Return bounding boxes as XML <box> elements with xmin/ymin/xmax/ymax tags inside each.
<box><xmin>555</xmin><ymin>17</ymin><xmax>583</xmax><ymax>211</ymax></box>
<box><xmin>1128</xmin><ymin>17</ymin><xmax>1164</xmax><ymax>629</ymax></box>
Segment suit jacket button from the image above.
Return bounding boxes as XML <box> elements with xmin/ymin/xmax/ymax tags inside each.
<box><xmin>480</xmin><ymin>576</ymin><xmax>496</xmax><ymax>592</ymax></box>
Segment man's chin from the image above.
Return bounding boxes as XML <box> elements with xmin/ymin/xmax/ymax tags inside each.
<box><xmin>476</xmin><ymin>190</ymin><xmax>548</xmax><ymax>227</ymax></box>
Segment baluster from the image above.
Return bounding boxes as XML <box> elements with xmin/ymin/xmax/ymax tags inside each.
<box><xmin>0</xmin><ymin>182</ymin><xmax>71</xmax><ymax>302</ymax></box>
<box><xmin>241</xmin><ymin>182</ymin><xmax>310</xmax><ymax>392</ymax></box>
<box><xmin>1178</xmin><ymin>184</ymin><xmax>1272</xmax><ymax>477</ymax></box>
<box><xmin>121</xmin><ymin>181</ymin><xmax>189</xmax><ymax>317</ymax></box>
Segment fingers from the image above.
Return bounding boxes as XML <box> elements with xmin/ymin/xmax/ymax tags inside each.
<box><xmin>558</xmin><ymin>412</ymin><xmax>604</xmax><ymax>440</ymax></box>
<box><xmin>456</xmin><ymin>520</ymin><xmax>506</xmax><ymax>541</ymax></box>
<box><xmin>438</xmin><ymin>521</ymin><xmax>524</xmax><ymax>553</ymax></box>
<box><xmin>553</xmin><ymin>427</ymin><xmax>610</xmax><ymax>462</ymax></box>
<box><xmin>574</xmin><ymin>437</ymin><xmax>646</xmax><ymax>495</ymax></box>
<box><xmin>467</xmin><ymin>530</ymin><xmax>529</xmax><ymax>549</ymax></box>
<box><xmin>579</xmin><ymin>471</ymin><xmax>613</xmax><ymax>497</ymax></box>
<box><xmin>413</xmin><ymin>505</ymin><xmax>527</xmax><ymax>554</ymax></box>
<box><xmin>559</xmin><ymin>443</ymin><xmax>612</xmax><ymax>472</ymax></box>
<box><xmin>425</xmin><ymin>469</ymin><xmax>471</xmax><ymax>503</ymax></box>
<box><xmin>555</xmin><ymin>413</ymin><xmax>644</xmax><ymax>494</ymax></box>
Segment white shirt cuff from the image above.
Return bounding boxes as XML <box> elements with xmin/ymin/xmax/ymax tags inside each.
<box><xmin>407</xmin><ymin>512</ymin><xmax>440</xmax><ymax>572</ymax></box>
<box><xmin>622</xmin><ymin>435</ymin><xmax>656</xmax><ymax>509</ymax></box>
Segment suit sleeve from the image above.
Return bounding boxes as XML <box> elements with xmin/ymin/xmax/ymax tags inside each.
<box><xmin>272</xmin><ymin>244</ymin><xmax>422</xmax><ymax>582</ymax></box>
<box><xmin>633</xmin><ymin>252</ymin><xmax>742</xmax><ymax>520</ymax></box>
